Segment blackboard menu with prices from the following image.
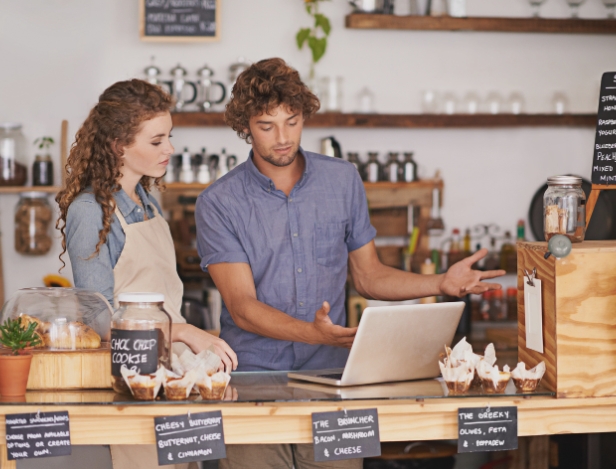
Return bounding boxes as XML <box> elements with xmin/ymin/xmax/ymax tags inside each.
<box><xmin>140</xmin><ymin>0</ymin><xmax>220</xmax><ymax>42</ymax></box>
<box><xmin>111</xmin><ymin>328</ymin><xmax>159</xmax><ymax>376</ymax></box>
<box><xmin>592</xmin><ymin>72</ymin><xmax>616</xmax><ymax>184</ymax></box>
<box><xmin>154</xmin><ymin>411</ymin><xmax>226</xmax><ymax>466</ymax></box>
<box><xmin>458</xmin><ymin>406</ymin><xmax>518</xmax><ymax>453</ymax></box>
<box><xmin>5</xmin><ymin>411</ymin><xmax>71</xmax><ymax>460</ymax></box>
<box><xmin>311</xmin><ymin>409</ymin><xmax>381</xmax><ymax>462</ymax></box>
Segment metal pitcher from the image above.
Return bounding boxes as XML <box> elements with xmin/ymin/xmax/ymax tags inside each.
<box><xmin>196</xmin><ymin>65</ymin><xmax>227</xmax><ymax>112</ymax></box>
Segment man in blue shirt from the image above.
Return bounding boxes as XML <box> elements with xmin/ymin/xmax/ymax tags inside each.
<box><xmin>196</xmin><ymin>58</ymin><xmax>504</xmax><ymax>468</ymax></box>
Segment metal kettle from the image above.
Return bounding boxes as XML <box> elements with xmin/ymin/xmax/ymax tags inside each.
<box><xmin>349</xmin><ymin>0</ymin><xmax>393</xmax><ymax>13</ymax></box>
<box><xmin>320</xmin><ymin>136</ymin><xmax>342</xmax><ymax>159</ymax></box>
<box><xmin>196</xmin><ymin>65</ymin><xmax>226</xmax><ymax>112</ymax></box>
<box><xmin>169</xmin><ymin>64</ymin><xmax>197</xmax><ymax>111</ymax></box>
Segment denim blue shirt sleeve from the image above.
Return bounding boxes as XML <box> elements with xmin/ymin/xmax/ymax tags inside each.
<box><xmin>65</xmin><ymin>184</ymin><xmax>162</xmax><ymax>305</ymax></box>
<box><xmin>195</xmin><ymin>149</ymin><xmax>377</xmax><ymax>372</ymax></box>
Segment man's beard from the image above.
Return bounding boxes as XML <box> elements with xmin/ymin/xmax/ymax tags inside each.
<box><xmin>255</xmin><ymin>141</ymin><xmax>300</xmax><ymax>167</ymax></box>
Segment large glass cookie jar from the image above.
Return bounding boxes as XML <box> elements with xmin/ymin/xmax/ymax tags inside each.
<box><xmin>111</xmin><ymin>292</ymin><xmax>172</xmax><ymax>394</ymax></box>
<box><xmin>0</xmin><ymin>287</ymin><xmax>112</xmax><ymax>351</ymax></box>
<box><xmin>543</xmin><ymin>175</ymin><xmax>586</xmax><ymax>243</ymax></box>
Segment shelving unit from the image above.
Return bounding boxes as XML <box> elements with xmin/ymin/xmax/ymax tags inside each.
<box><xmin>0</xmin><ymin>186</ymin><xmax>60</xmax><ymax>194</ymax></box>
<box><xmin>172</xmin><ymin>112</ymin><xmax>596</xmax><ymax>129</ymax></box>
<box><xmin>345</xmin><ymin>13</ymin><xmax>616</xmax><ymax>34</ymax></box>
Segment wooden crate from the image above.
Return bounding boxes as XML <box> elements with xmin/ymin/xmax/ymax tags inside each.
<box><xmin>27</xmin><ymin>348</ymin><xmax>112</xmax><ymax>390</ymax></box>
<box><xmin>517</xmin><ymin>241</ymin><xmax>616</xmax><ymax>398</ymax></box>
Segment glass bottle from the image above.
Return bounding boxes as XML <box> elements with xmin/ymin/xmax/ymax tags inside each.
<box><xmin>111</xmin><ymin>292</ymin><xmax>172</xmax><ymax>394</ymax></box>
<box><xmin>506</xmin><ymin>287</ymin><xmax>518</xmax><ymax>321</ymax></box>
<box><xmin>463</xmin><ymin>228</ymin><xmax>472</xmax><ymax>254</ymax></box>
<box><xmin>14</xmin><ymin>192</ymin><xmax>53</xmax><ymax>255</ymax></box>
<box><xmin>480</xmin><ymin>291</ymin><xmax>491</xmax><ymax>320</ymax></box>
<box><xmin>32</xmin><ymin>154</ymin><xmax>53</xmax><ymax>186</ymax></box>
<box><xmin>543</xmin><ymin>175</ymin><xmax>585</xmax><ymax>242</ymax></box>
<box><xmin>384</xmin><ymin>152</ymin><xmax>401</xmax><ymax>182</ymax></box>
<box><xmin>401</xmin><ymin>152</ymin><xmax>418</xmax><ymax>182</ymax></box>
<box><xmin>500</xmin><ymin>231</ymin><xmax>516</xmax><ymax>272</ymax></box>
<box><xmin>517</xmin><ymin>220</ymin><xmax>526</xmax><ymax>241</ymax></box>
<box><xmin>364</xmin><ymin>152</ymin><xmax>382</xmax><ymax>183</ymax></box>
<box><xmin>490</xmin><ymin>289</ymin><xmax>506</xmax><ymax>321</ymax></box>
<box><xmin>0</xmin><ymin>123</ymin><xmax>27</xmax><ymax>186</ymax></box>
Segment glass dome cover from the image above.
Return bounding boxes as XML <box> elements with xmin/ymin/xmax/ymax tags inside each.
<box><xmin>0</xmin><ymin>287</ymin><xmax>113</xmax><ymax>351</ymax></box>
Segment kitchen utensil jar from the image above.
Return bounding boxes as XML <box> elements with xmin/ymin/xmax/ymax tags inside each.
<box><xmin>543</xmin><ymin>175</ymin><xmax>586</xmax><ymax>243</ymax></box>
<box><xmin>111</xmin><ymin>292</ymin><xmax>172</xmax><ymax>394</ymax></box>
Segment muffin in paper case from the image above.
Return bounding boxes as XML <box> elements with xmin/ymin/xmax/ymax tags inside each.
<box><xmin>120</xmin><ymin>365</ymin><xmax>166</xmax><ymax>401</ymax></box>
<box><xmin>163</xmin><ymin>369</ymin><xmax>199</xmax><ymax>401</ymax></box>
<box><xmin>511</xmin><ymin>361</ymin><xmax>545</xmax><ymax>393</ymax></box>
<box><xmin>477</xmin><ymin>360</ymin><xmax>511</xmax><ymax>394</ymax></box>
<box><xmin>197</xmin><ymin>370</ymin><xmax>231</xmax><ymax>400</ymax></box>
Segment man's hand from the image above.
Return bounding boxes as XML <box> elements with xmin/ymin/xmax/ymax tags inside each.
<box><xmin>439</xmin><ymin>248</ymin><xmax>505</xmax><ymax>297</ymax></box>
<box><xmin>311</xmin><ymin>301</ymin><xmax>357</xmax><ymax>348</ymax></box>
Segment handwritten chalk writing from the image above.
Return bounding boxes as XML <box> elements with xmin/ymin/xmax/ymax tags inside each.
<box><xmin>47</xmin><ymin>441</ymin><xmax>71</xmax><ymax>447</ymax></box>
<box><xmin>478</xmin><ymin>411</ymin><xmax>509</xmax><ymax>419</ymax></box>
<box><xmin>460</xmin><ymin>428</ymin><xmax>483</xmax><ymax>435</ymax></box>
<box><xmin>143</xmin><ymin>0</ymin><xmax>217</xmax><ymax>38</ymax></box>
<box><xmin>605</xmin><ymin>105</ymin><xmax>616</xmax><ymax>112</ymax></box>
<box><xmin>5</xmin><ymin>411</ymin><xmax>72</xmax><ymax>460</ymax></box>
<box><xmin>6</xmin><ymin>419</ymin><xmax>27</xmax><ymax>425</ymax></box>
<box><xmin>341</xmin><ymin>430</ymin><xmax>375</xmax><ymax>439</ymax></box>
<box><xmin>313</xmin><ymin>420</ymin><xmax>329</xmax><ymax>429</ymax></box>
<box><xmin>147</xmin><ymin>13</ymin><xmax>177</xmax><ymax>22</ymax></box>
<box><xmin>155</xmin><ymin>411</ymin><xmax>226</xmax><ymax>465</ymax></box>
<box><xmin>594</xmin><ymin>165</ymin><xmax>614</xmax><ymax>171</ymax></box>
<box><xmin>6</xmin><ymin>435</ymin><xmax>24</xmax><ymax>440</ymax></box>
<box><xmin>7</xmin><ymin>442</ymin><xmax>30</xmax><ymax>449</ymax></box>
<box><xmin>315</xmin><ymin>435</ymin><xmax>336</xmax><ymax>444</ymax></box>
<box><xmin>599</xmin><ymin>119</ymin><xmax>616</xmax><ymax>125</ymax></box>
<box><xmin>598</xmin><ymin>129</ymin><xmax>616</xmax><ymax>136</ymax></box>
<box><xmin>488</xmin><ymin>427</ymin><xmax>507</xmax><ymax>433</ymax></box>
<box><xmin>597</xmin><ymin>143</ymin><xmax>616</xmax><ymax>149</ymax></box>
<box><xmin>596</xmin><ymin>152</ymin><xmax>616</xmax><ymax>160</ymax></box>
<box><xmin>44</xmin><ymin>432</ymin><xmax>69</xmax><ymax>438</ymax></box>
<box><xmin>337</xmin><ymin>416</ymin><xmax>374</xmax><ymax>426</ymax></box>
<box><xmin>27</xmin><ymin>434</ymin><xmax>42</xmax><ymax>439</ymax></box>
<box><xmin>476</xmin><ymin>440</ymin><xmax>506</xmax><ymax>447</ymax></box>
<box><xmin>599</xmin><ymin>175</ymin><xmax>616</xmax><ymax>182</ymax></box>
<box><xmin>602</xmin><ymin>95</ymin><xmax>616</xmax><ymax>102</ymax></box>
<box><xmin>335</xmin><ymin>446</ymin><xmax>362</xmax><ymax>455</ymax></box>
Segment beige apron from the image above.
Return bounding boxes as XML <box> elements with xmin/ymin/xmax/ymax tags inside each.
<box><xmin>110</xmin><ymin>206</ymin><xmax>194</xmax><ymax>469</ymax></box>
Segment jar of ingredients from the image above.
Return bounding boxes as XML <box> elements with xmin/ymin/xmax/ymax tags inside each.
<box><xmin>32</xmin><ymin>154</ymin><xmax>54</xmax><ymax>186</ymax></box>
<box><xmin>0</xmin><ymin>123</ymin><xmax>27</xmax><ymax>186</ymax></box>
<box><xmin>384</xmin><ymin>152</ymin><xmax>401</xmax><ymax>182</ymax></box>
<box><xmin>111</xmin><ymin>292</ymin><xmax>172</xmax><ymax>394</ymax></box>
<box><xmin>14</xmin><ymin>192</ymin><xmax>52</xmax><ymax>255</ymax></box>
<box><xmin>364</xmin><ymin>152</ymin><xmax>381</xmax><ymax>183</ymax></box>
<box><xmin>543</xmin><ymin>175</ymin><xmax>586</xmax><ymax>242</ymax></box>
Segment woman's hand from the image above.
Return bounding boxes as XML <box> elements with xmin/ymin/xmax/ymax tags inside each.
<box><xmin>172</xmin><ymin>324</ymin><xmax>238</xmax><ymax>372</ymax></box>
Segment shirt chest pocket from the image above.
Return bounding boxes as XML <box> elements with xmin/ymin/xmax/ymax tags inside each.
<box><xmin>315</xmin><ymin>222</ymin><xmax>347</xmax><ymax>267</ymax></box>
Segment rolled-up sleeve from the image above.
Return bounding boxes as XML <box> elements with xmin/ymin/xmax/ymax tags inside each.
<box><xmin>65</xmin><ymin>200</ymin><xmax>115</xmax><ymax>305</ymax></box>
<box><xmin>196</xmin><ymin>192</ymin><xmax>249</xmax><ymax>272</ymax></box>
<box><xmin>346</xmin><ymin>169</ymin><xmax>377</xmax><ymax>252</ymax></box>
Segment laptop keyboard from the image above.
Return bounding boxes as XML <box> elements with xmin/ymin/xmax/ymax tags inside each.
<box><xmin>318</xmin><ymin>373</ymin><xmax>343</xmax><ymax>380</ymax></box>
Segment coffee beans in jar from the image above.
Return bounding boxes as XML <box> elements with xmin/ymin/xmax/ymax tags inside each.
<box><xmin>15</xmin><ymin>192</ymin><xmax>53</xmax><ymax>255</ymax></box>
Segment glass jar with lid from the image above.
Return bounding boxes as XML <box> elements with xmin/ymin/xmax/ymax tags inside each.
<box><xmin>543</xmin><ymin>175</ymin><xmax>586</xmax><ymax>242</ymax></box>
<box><xmin>14</xmin><ymin>192</ymin><xmax>53</xmax><ymax>255</ymax></box>
<box><xmin>0</xmin><ymin>123</ymin><xmax>27</xmax><ymax>186</ymax></box>
<box><xmin>111</xmin><ymin>292</ymin><xmax>172</xmax><ymax>394</ymax></box>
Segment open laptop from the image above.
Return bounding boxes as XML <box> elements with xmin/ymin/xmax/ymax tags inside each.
<box><xmin>287</xmin><ymin>302</ymin><xmax>464</xmax><ymax>387</ymax></box>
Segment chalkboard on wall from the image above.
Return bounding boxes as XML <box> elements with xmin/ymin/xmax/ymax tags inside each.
<box><xmin>591</xmin><ymin>72</ymin><xmax>616</xmax><ymax>184</ymax></box>
<box><xmin>140</xmin><ymin>0</ymin><xmax>220</xmax><ymax>42</ymax></box>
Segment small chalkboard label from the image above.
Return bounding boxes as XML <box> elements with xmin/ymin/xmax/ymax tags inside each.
<box><xmin>140</xmin><ymin>0</ymin><xmax>220</xmax><ymax>42</ymax></box>
<box><xmin>592</xmin><ymin>71</ymin><xmax>616</xmax><ymax>184</ymax></box>
<box><xmin>5</xmin><ymin>411</ymin><xmax>71</xmax><ymax>460</ymax></box>
<box><xmin>154</xmin><ymin>411</ymin><xmax>225</xmax><ymax>466</ymax></box>
<box><xmin>111</xmin><ymin>329</ymin><xmax>159</xmax><ymax>377</ymax></box>
<box><xmin>458</xmin><ymin>406</ymin><xmax>517</xmax><ymax>453</ymax></box>
<box><xmin>311</xmin><ymin>409</ymin><xmax>380</xmax><ymax>462</ymax></box>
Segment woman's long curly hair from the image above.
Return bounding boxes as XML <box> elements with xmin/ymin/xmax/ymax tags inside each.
<box><xmin>56</xmin><ymin>79</ymin><xmax>173</xmax><ymax>269</ymax></box>
<box><xmin>224</xmin><ymin>58</ymin><xmax>320</xmax><ymax>143</ymax></box>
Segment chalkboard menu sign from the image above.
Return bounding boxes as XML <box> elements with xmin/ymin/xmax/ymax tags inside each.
<box><xmin>111</xmin><ymin>329</ymin><xmax>159</xmax><ymax>377</ymax></box>
<box><xmin>154</xmin><ymin>411</ymin><xmax>225</xmax><ymax>465</ymax></box>
<box><xmin>311</xmin><ymin>409</ymin><xmax>381</xmax><ymax>462</ymax></box>
<box><xmin>5</xmin><ymin>411</ymin><xmax>71</xmax><ymax>460</ymax></box>
<box><xmin>457</xmin><ymin>406</ymin><xmax>517</xmax><ymax>453</ymax></box>
<box><xmin>592</xmin><ymin>72</ymin><xmax>616</xmax><ymax>184</ymax></box>
<box><xmin>140</xmin><ymin>0</ymin><xmax>220</xmax><ymax>42</ymax></box>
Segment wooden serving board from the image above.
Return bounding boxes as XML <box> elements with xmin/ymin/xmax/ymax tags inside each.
<box><xmin>26</xmin><ymin>346</ymin><xmax>112</xmax><ymax>390</ymax></box>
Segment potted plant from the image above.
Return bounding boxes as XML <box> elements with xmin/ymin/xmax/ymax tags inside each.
<box><xmin>296</xmin><ymin>0</ymin><xmax>331</xmax><ymax>87</ymax></box>
<box><xmin>0</xmin><ymin>318</ymin><xmax>41</xmax><ymax>396</ymax></box>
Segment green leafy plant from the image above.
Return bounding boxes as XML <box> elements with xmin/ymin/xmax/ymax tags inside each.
<box><xmin>34</xmin><ymin>136</ymin><xmax>55</xmax><ymax>152</ymax></box>
<box><xmin>296</xmin><ymin>0</ymin><xmax>331</xmax><ymax>80</ymax></box>
<box><xmin>0</xmin><ymin>318</ymin><xmax>41</xmax><ymax>355</ymax></box>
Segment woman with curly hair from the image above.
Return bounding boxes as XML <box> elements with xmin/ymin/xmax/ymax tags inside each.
<box><xmin>56</xmin><ymin>79</ymin><xmax>236</xmax><ymax>368</ymax></box>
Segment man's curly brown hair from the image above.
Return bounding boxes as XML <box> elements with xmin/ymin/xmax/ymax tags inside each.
<box><xmin>224</xmin><ymin>58</ymin><xmax>320</xmax><ymax>143</ymax></box>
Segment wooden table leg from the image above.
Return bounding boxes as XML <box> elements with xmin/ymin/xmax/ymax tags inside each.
<box><xmin>0</xmin><ymin>445</ymin><xmax>16</xmax><ymax>469</ymax></box>
<box><xmin>586</xmin><ymin>188</ymin><xmax>601</xmax><ymax>228</ymax></box>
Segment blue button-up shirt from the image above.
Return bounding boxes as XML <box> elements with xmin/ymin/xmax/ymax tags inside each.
<box><xmin>65</xmin><ymin>184</ymin><xmax>162</xmax><ymax>306</ymax></box>
<box><xmin>196</xmin><ymin>149</ymin><xmax>376</xmax><ymax>371</ymax></box>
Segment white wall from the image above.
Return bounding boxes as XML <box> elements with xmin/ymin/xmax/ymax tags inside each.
<box><xmin>0</xmin><ymin>0</ymin><xmax>614</xmax><ymax>298</ymax></box>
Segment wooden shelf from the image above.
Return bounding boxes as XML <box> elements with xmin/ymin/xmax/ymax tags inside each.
<box><xmin>172</xmin><ymin>112</ymin><xmax>596</xmax><ymax>129</ymax></box>
<box><xmin>0</xmin><ymin>186</ymin><xmax>60</xmax><ymax>194</ymax></box>
<box><xmin>345</xmin><ymin>14</ymin><xmax>616</xmax><ymax>34</ymax></box>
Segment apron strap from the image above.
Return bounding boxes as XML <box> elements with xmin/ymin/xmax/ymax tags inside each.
<box><xmin>114</xmin><ymin>206</ymin><xmax>129</xmax><ymax>231</ymax></box>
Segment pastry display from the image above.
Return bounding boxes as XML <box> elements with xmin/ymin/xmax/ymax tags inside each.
<box><xmin>439</xmin><ymin>359</ymin><xmax>474</xmax><ymax>394</ymax></box>
<box><xmin>163</xmin><ymin>369</ymin><xmax>198</xmax><ymax>401</ymax></box>
<box><xmin>18</xmin><ymin>314</ymin><xmax>101</xmax><ymax>350</ymax></box>
<box><xmin>477</xmin><ymin>360</ymin><xmax>511</xmax><ymax>394</ymax></box>
<box><xmin>512</xmin><ymin>361</ymin><xmax>546</xmax><ymax>392</ymax></box>
<box><xmin>197</xmin><ymin>371</ymin><xmax>231</xmax><ymax>400</ymax></box>
<box><xmin>121</xmin><ymin>365</ymin><xmax>165</xmax><ymax>401</ymax></box>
